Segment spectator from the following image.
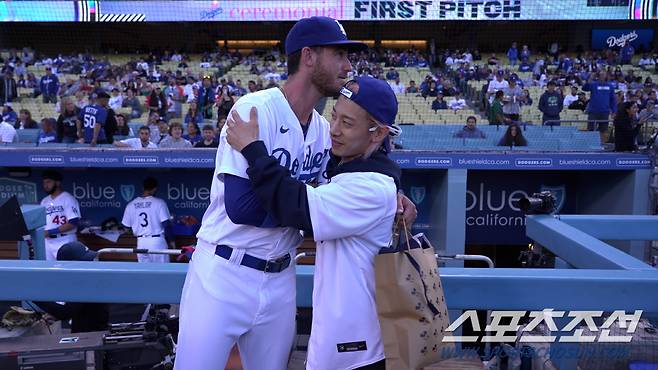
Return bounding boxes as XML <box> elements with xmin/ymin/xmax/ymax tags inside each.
<box><xmin>233</xmin><ymin>80</ymin><xmax>248</xmax><ymax>97</ymax></box>
<box><xmin>56</xmin><ymin>97</ymin><xmax>80</xmax><ymax>143</ymax></box>
<box><xmin>639</xmin><ymin>100</ymin><xmax>658</xmax><ymax>122</ymax></box>
<box><xmin>406</xmin><ymin>80</ymin><xmax>419</xmax><ymax>94</ymax></box>
<box><xmin>216</xmin><ymin>115</ymin><xmax>227</xmax><ymax>137</ymax></box>
<box><xmin>583</xmin><ymin>71</ymin><xmax>617</xmax><ymax>142</ymax></box>
<box><xmin>0</xmin><ymin>71</ymin><xmax>18</xmax><ymax>104</ymax></box>
<box><xmin>145</xmin><ymin>112</ymin><xmax>161</xmax><ymax>144</ymax></box>
<box><xmin>385</xmin><ymin>67</ymin><xmax>399</xmax><ymax>80</ymax></box>
<box><xmin>563</xmin><ymin>85</ymin><xmax>580</xmax><ymax>108</ymax></box>
<box><xmin>165</xmin><ymin>77</ymin><xmax>184</xmax><ymax>119</ymax></box>
<box><xmin>216</xmin><ymin>85</ymin><xmax>234</xmax><ymax>119</ymax></box>
<box><xmin>502</xmin><ymin>77</ymin><xmax>522</xmax><ymax>123</ymax></box>
<box><xmin>440</xmin><ymin>80</ymin><xmax>457</xmax><ymax>97</ymax></box>
<box><xmin>79</xmin><ymin>91</ymin><xmax>110</xmax><ymax>146</ymax></box>
<box><xmin>538</xmin><ymin>81</ymin><xmax>563</xmax><ymax>125</ymax></box>
<box><xmin>448</xmin><ymin>92</ymin><xmax>467</xmax><ymax>111</ymax></box>
<box><xmin>498</xmin><ymin>123</ymin><xmax>528</xmax><ymax>146</ymax></box>
<box><xmin>614</xmin><ymin>101</ymin><xmax>639</xmax><ymax>152</ymax></box>
<box><xmin>520</xmin><ymin>45</ymin><xmax>531</xmax><ymax>60</ymax></box>
<box><xmin>431</xmin><ymin>94</ymin><xmax>448</xmax><ymax>111</ymax></box>
<box><xmin>507</xmin><ymin>42</ymin><xmax>518</xmax><ymax>66</ymax></box>
<box><xmin>454</xmin><ymin>116</ymin><xmax>486</xmax><ymax>138</ymax></box>
<box><xmin>488</xmin><ymin>90</ymin><xmax>505</xmax><ymax>125</ymax></box>
<box><xmin>15</xmin><ymin>109</ymin><xmax>38</xmax><ymax>129</ymax></box>
<box><xmin>569</xmin><ymin>92</ymin><xmax>589</xmax><ymax>111</ymax></box>
<box><xmin>620</xmin><ymin>43</ymin><xmax>635</xmax><ymax>65</ymax></box>
<box><xmin>198</xmin><ymin>76</ymin><xmax>216</xmax><ymax>119</ymax></box>
<box><xmin>389</xmin><ymin>77</ymin><xmax>405</xmax><ymax>94</ymax></box>
<box><xmin>108</xmin><ymin>88</ymin><xmax>123</xmax><ymax>111</ymax></box>
<box><xmin>37</xmin><ymin>118</ymin><xmax>57</xmax><ymax>144</ymax></box>
<box><xmin>183</xmin><ymin>122</ymin><xmax>202</xmax><ymax>145</ymax></box>
<box><xmin>113</xmin><ymin>126</ymin><xmax>157</xmax><ymax>149</ymax></box>
<box><xmin>1</xmin><ymin>102</ymin><xmax>18</xmax><ymax>126</ymax></box>
<box><xmin>638</xmin><ymin>54</ymin><xmax>654</xmax><ymax>70</ymax></box>
<box><xmin>40</xmin><ymin>66</ymin><xmax>59</xmax><ymax>103</ymax></box>
<box><xmin>422</xmin><ymin>80</ymin><xmax>438</xmax><ymax>98</ymax></box>
<box><xmin>0</xmin><ymin>118</ymin><xmax>16</xmax><ymax>143</ymax></box>
<box><xmin>487</xmin><ymin>54</ymin><xmax>500</xmax><ymax>66</ymax></box>
<box><xmin>159</xmin><ymin>121</ymin><xmax>192</xmax><ymax>148</ymax></box>
<box><xmin>122</xmin><ymin>88</ymin><xmax>143</xmax><ymax>119</ymax></box>
<box><xmin>183</xmin><ymin>77</ymin><xmax>197</xmax><ymax>103</ymax></box>
<box><xmin>74</xmin><ymin>90</ymin><xmax>88</xmax><ymax>109</ymax></box>
<box><xmin>487</xmin><ymin>70</ymin><xmax>509</xmax><ymax>103</ymax></box>
<box><xmin>146</xmin><ymin>87</ymin><xmax>168</xmax><ymax>118</ymax></box>
<box><xmin>519</xmin><ymin>58</ymin><xmax>533</xmax><ymax>73</ymax></box>
<box><xmin>115</xmin><ymin>114</ymin><xmax>132</xmax><ymax>136</ymax></box>
<box><xmin>157</xmin><ymin>118</ymin><xmax>170</xmax><ymax>144</ymax></box>
<box><xmin>519</xmin><ymin>89</ymin><xmax>533</xmax><ymax>106</ymax></box>
<box><xmin>194</xmin><ymin>124</ymin><xmax>219</xmax><ymax>148</ymax></box>
<box><xmin>184</xmin><ymin>101</ymin><xmax>204</xmax><ymax>126</ymax></box>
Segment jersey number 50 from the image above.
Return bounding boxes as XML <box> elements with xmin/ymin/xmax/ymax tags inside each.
<box><xmin>83</xmin><ymin>114</ymin><xmax>96</xmax><ymax>128</ymax></box>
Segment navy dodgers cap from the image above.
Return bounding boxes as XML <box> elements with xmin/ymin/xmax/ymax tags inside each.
<box><xmin>57</xmin><ymin>242</ymin><xmax>98</xmax><ymax>261</ymax></box>
<box><xmin>339</xmin><ymin>76</ymin><xmax>401</xmax><ymax>152</ymax></box>
<box><xmin>285</xmin><ymin>17</ymin><xmax>367</xmax><ymax>55</ymax></box>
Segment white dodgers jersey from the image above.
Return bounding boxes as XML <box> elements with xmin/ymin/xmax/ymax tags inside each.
<box><xmin>196</xmin><ymin>87</ymin><xmax>331</xmax><ymax>258</ymax></box>
<box><xmin>122</xmin><ymin>196</ymin><xmax>171</xmax><ymax>237</ymax></box>
<box><xmin>40</xmin><ymin>191</ymin><xmax>80</xmax><ymax>236</ymax></box>
<box><xmin>305</xmin><ymin>172</ymin><xmax>398</xmax><ymax>370</ymax></box>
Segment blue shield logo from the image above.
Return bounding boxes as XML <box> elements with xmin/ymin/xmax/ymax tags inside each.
<box><xmin>410</xmin><ymin>186</ymin><xmax>426</xmax><ymax>204</ymax></box>
<box><xmin>120</xmin><ymin>185</ymin><xmax>135</xmax><ymax>202</ymax></box>
<box><xmin>540</xmin><ymin>185</ymin><xmax>566</xmax><ymax>212</ymax></box>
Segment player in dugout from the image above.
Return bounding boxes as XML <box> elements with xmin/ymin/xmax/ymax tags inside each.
<box><xmin>225</xmin><ymin>76</ymin><xmax>408</xmax><ymax>370</ymax></box>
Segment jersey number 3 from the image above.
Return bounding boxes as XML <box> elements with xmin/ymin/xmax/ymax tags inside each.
<box><xmin>139</xmin><ymin>212</ymin><xmax>149</xmax><ymax>227</ymax></box>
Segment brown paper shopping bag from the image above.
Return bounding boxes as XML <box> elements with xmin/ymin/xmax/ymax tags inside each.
<box><xmin>375</xmin><ymin>220</ymin><xmax>454</xmax><ymax>370</ymax></box>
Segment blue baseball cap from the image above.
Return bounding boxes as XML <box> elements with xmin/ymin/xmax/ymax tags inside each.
<box><xmin>285</xmin><ymin>16</ymin><xmax>367</xmax><ymax>55</ymax></box>
<box><xmin>338</xmin><ymin>76</ymin><xmax>401</xmax><ymax>152</ymax></box>
<box><xmin>57</xmin><ymin>241</ymin><xmax>98</xmax><ymax>261</ymax></box>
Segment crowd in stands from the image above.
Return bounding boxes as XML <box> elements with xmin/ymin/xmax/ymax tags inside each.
<box><xmin>1</xmin><ymin>43</ymin><xmax>657</xmax><ymax>152</ymax></box>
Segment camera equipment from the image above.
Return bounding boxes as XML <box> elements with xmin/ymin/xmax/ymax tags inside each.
<box><xmin>516</xmin><ymin>191</ymin><xmax>557</xmax><ymax>215</ymax></box>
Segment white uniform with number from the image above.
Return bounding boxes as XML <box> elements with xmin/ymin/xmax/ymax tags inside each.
<box><xmin>40</xmin><ymin>192</ymin><xmax>80</xmax><ymax>261</ymax></box>
<box><xmin>174</xmin><ymin>87</ymin><xmax>331</xmax><ymax>370</ymax></box>
<box><xmin>306</xmin><ymin>172</ymin><xmax>397</xmax><ymax>370</ymax></box>
<box><xmin>121</xmin><ymin>196</ymin><xmax>171</xmax><ymax>263</ymax></box>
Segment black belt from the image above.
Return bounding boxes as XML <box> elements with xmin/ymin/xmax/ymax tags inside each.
<box><xmin>215</xmin><ymin>245</ymin><xmax>291</xmax><ymax>273</ymax></box>
<box><xmin>137</xmin><ymin>234</ymin><xmax>161</xmax><ymax>238</ymax></box>
<box><xmin>48</xmin><ymin>233</ymin><xmax>69</xmax><ymax>239</ymax></box>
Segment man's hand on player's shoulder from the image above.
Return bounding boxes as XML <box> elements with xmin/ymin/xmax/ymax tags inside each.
<box><xmin>226</xmin><ymin>107</ymin><xmax>259</xmax><ymax>152</ymax></box>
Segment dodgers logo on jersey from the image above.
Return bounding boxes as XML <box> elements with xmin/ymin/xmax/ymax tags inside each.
<box><xmin>120</xmin><ymin>185</ymin><xmax>135</xmax><ymax>202</ymax></box>
<box><xmin>540</xmin><ymin>185</ymin><xmax>566</xmax><ymax>212</ymax></box>
<box><xmin>271</xmin><ymin>147</ymin><xmax>329</xmax><ymax>184</ymax></box>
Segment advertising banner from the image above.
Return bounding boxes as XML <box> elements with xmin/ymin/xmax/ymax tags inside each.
<box><xmin>591</xmin><ymin>28</ymin><xmax>654</xmax><ymax>50</ymax></box>
<box><xmin>0</xmin><ymin>0</ymin><xmax>634</xmax><ymax>22</ymax></box>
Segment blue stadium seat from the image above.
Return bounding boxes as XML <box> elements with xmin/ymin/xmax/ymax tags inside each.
<box><xmin>5</xmin><ymin>142</ymin><xmax>37</xmax><ymax>147</ymax></box>
<box><xmin>16</xmin><ymin>129</ymin><xmax>39</xmax><ymax>143</ymax></box>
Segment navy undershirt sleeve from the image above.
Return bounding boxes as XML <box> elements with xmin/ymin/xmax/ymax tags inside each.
<box><xmin>224</xmin><ymin>174</ymin><xmax>279</xmax><ymax>227</ymax></box>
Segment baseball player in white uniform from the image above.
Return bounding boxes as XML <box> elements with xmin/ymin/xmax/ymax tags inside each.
<box><xmin>174</xmin><ymin>17</ymin><xmax>369</xmax><ymax>370</ymax></box>
<box><xmin>226</xmin><ymin>76</ymin><xmax>403</xmax><ymax>370</ymax></box>
<box><xmin>40</xmin><ymin>171</ymin><xmax>81</xmax><ymax>261</ymax></box>
<box><xmin>121</xmin><ymin>177</ymin><xmax>174</xmax><ymax>263</ymax></box>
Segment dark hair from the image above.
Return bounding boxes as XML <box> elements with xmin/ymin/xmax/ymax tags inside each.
<box><xmin>202</xmin><ymin>124</ymin><xmax>214</xmax><ymax>132</ymax></box>
<box><xmin>615</xmin><ymin>101</ymin><xmax>637</xmax><ymax>124</ymax></box>
<box><xmin>499</xmin><ymin>123</ymin><xmax>527</xmax><ymax>146</ymax></box>
<box><xmin>466</xmin><ymin>116</ymin><xmax>477</xmax><ymax>123</ymax></box>
<box><xmin>169</xmin><ymin>121</ymin><xmax>183</xmax><ymax>134</ymax></box>
<box><xmin>138</xmin><ymin>125</ymin><xmax>150</xmax><ymax>132</ymax></box>
<box><xmin>495</xmin><ymin>90</ymin><xmax>504</xmax><ymax>98</ymax></box>
<box><xmin>42</xmin><ymin>170</ymin><xmax>62</xmax><ymax>182</ymax></box>
<box><xmin>187</xmin><ymin>122</ymin><xmax>200</xmax><ymax>134</ymax></box>
<box><xmin>143</xmin><ymin>177</ymin><xmax>158</xmax><ymax>191</ymax></box>
<box><xmin>287</xmin><ymin>46</ymin><xmax>320</xmax><ymax>76</ymax></box>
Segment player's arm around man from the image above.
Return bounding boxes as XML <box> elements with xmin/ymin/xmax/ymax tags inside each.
<box><xmin>227</xmin><ymin>77</ymin><xmax>412</xmax><ymax>370</ymax></box>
